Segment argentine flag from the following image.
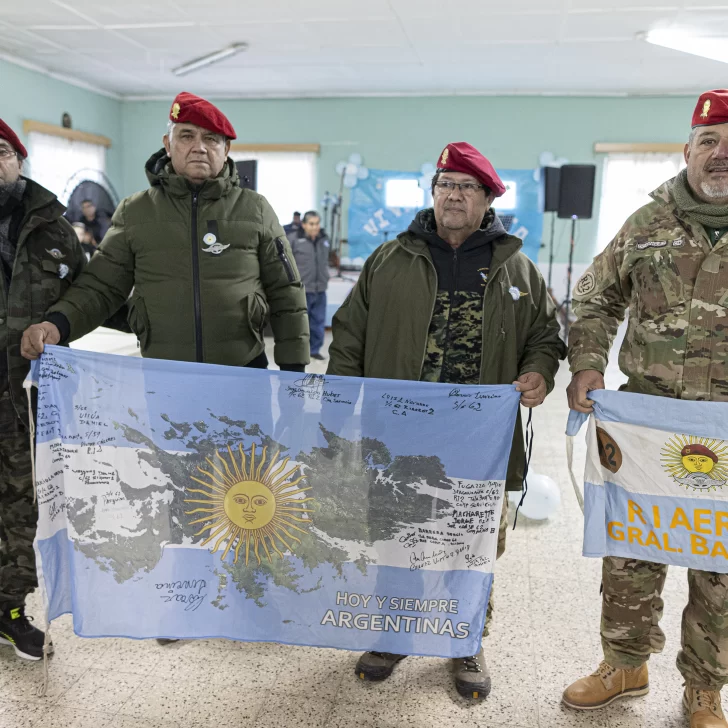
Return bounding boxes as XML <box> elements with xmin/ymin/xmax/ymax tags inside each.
<box><xmin>568</xmin><ymin>390</ymin><xmax>728</xmax><ymax>572</ymax></box>
<box><xmin>27</xmin><ymin>347</ymin><xmax>520</xmax><ymax>658</ymax></box>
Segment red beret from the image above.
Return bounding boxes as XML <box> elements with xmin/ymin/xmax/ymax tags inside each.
<box><xmin>169</xmin><ymin>92</ymin><xmax>237</xmax><ymax>140</ymax></box>
<box><xmin>692</xmin><ymin>90</ymin><xmax>728</xmax><ymax>128</ymax></box>
<box><xmin>436</xmin><ymin>142</ymin><xmax>506</xmax><ymax>197</ymax></box>
<box><xmin>0</xmin><ymin>119</ymin><xmax>27</xmax><ymax>158</ymax></box>
<box><xmin>681</xmin><ymin>443</ymin><xmax>718</xmax><ymax>462</ymax></box>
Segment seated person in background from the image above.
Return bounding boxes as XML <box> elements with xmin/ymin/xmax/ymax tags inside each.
<box><xmin>289</xmin><ymin>211</ymin><xmax>330</xmax><ymax>361</ymax></box>
<box><xmin>72</xmin><ymin>221</ymin><xmax>97</xmax><ymax>260</ymax></box>
<box><xmin>80</xmin><ymin>199</ymin><xmax>110</xmax><ymax>243</ymax></box>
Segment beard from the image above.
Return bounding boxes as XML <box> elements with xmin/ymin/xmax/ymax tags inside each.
<box><xmin>700</xmin><ymin>179</ymin><xmax>728</xmax><ymax>199</ymax></box>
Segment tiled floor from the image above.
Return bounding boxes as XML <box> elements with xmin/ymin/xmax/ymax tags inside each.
<box><xmin>5</xmin><ymin>331</ymin><xmax>702</xmax><ymax>727</ymax></box>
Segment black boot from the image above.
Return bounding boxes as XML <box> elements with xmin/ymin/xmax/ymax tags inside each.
<box><xmin>0</xmin><ymin>606</ymin><xmax>51</xmax><ymax>661</ymax></box>
<box><xmin>354</xmin><ymin>652</ymin><xmax>407</xmax><ymax>681</ymax></box>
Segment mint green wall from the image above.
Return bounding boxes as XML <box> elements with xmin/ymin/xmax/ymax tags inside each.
<box><xmin>4</xmin><ymin>58</ymin><xmax>695</xmax><ymax>266</ymax></box>
<box><xmin>121</xmin><ymin>94</ymin><xmax>695</xmax><ymax>264</ymax></box>
<box><xmin>0</xmin><ymin>59</ymin><xmax>123</xmax><ymax>198</ymax></box>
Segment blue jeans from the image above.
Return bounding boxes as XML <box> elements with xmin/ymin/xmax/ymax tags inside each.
<box><xmin>306</xmin><ymin>291</ymin><xmax>327</xmax><ymax>355</ymax></box>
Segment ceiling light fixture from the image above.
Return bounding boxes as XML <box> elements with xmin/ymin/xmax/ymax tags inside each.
<box><xmin>172</xmin><ymin>42</ymin><xmax>248</xmax><ymax>77</ymax></box>
<box><xmin>639</xmin><ymin>29</ymin><xmax>728</xmax><ymax>65</ymax></box>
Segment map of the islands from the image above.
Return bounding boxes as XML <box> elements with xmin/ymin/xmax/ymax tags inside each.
<box><xmin>31</xmin><ymin>347</ymin><xmax>520</xmax><ymax>658</ymax></box>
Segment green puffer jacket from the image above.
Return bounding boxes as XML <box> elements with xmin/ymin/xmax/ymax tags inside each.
<box><xmin>328</xmin><ymin>231</ymin><xmax>566</xmax><ymax>490</ymax></box>
<box><xmin>48</xmin><ymin>150</ymin><xmax>309</xmax><ymax>367</ymax></box>
<box><xmin>3</xmin><ymin>178</ymin><xmax>85</xmax><ymax>422</ymax></box>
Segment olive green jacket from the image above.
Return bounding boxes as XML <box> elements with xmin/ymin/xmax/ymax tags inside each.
<box><xmin>328</xmin><ymin>232</ymin><xmax>565</xmax><ymax>490</ymax></box>
<box><xmin>48</xmin><ymin>151</ymin><xmax>309</xmax><ymax>367</ymax></box>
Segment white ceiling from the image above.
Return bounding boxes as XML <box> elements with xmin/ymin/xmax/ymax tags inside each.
<box><xmin>1</xmin><ymin>0</ymin><xmax>728</xmax><ymax>99</ymax></box>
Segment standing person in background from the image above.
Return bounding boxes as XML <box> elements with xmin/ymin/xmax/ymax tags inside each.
<box><xmin>284</xmin><ymin>211</ymin><xmax>302</xmax><ymax>237</ymax></box>
<box><xmin>290</xmin><ymin>211</ymin><xmax>330</xmax><ymax>361</ymax></box>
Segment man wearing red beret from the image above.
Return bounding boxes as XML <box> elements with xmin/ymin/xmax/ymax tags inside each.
<box><xmin>0</xmin><ymin>120</ymin><xmax>85</xmax><ymax>660</ymax></box>
<box><xmin>328</xmin><ymin>141</ymin><xmax>565</xmax><ymax>699</ymax></box>
<box><xmin>565</xmin><ymin>89</ymin><xmax>728</xmax><ymax>728</ymax></box>
<box><xmin>21</xmin><ymin>92</ymin><xmax>309</xmax><ymax>375</ymax></box>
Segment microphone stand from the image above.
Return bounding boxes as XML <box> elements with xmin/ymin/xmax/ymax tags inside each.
<box><xmin>559</xmin><ymin>215</ymin><xmax>578</xmax><ymax>339</ymax></box>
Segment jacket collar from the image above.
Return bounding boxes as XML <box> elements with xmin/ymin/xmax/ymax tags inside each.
<box><xmin>145</xmin><ymin>149</ymin><xmax>239</xmax><ymax>200</ymax></box>
<box><xmin>18</xmin><ymin>176</ymin><xmax>67</xmax><ymax>231</ymax></box>
<box><xmin>399</xmin><ymin>221</ymin><xmax>523</xmax><ymax>278</ymax></box>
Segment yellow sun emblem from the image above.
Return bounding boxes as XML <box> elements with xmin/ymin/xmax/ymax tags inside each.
<box><xmin>185</xmin><ymin>444</ymin><xmax>314</xmax><ymax>565</ymax></box>
<box><xmin>171</xmin><ymin>102</ymin><xmax>181</xmax><ymax>120</ymax></box>
<box><xmin>440</xmin><ymin>148</ymin><xmax>449</xmax><ymax>166</ymax></box>
<box><xmin>701</xmin><ymin>99</ymin><xmax>711</xmax><ymax>119</ymax></box>
<box><xmin>661</xmin><ymin>435</ymin><xmax>728</xmax><ymax>491</ymax></box>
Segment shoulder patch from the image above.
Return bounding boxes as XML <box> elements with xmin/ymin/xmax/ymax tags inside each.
<box><xmin>574</xmin><ymin>270</ymin><xmax>596</xmax><ymax>297</ymax></box>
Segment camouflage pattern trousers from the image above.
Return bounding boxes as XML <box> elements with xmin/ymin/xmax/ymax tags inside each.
<box><xmin>601</xmin><ymin>556</ymin><xmax>728</xmax><ymax>689</ymax></box>
<box><xmin>0</xmin><ymin>389</ymin><xmax>37</xmax><ymax>607</ymax></box>
<box><xmin>483</xmin><ymin>501</ymin><xmax>509</xmax><ymax>638</ymax></box>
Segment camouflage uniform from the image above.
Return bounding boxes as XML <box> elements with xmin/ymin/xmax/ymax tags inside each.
<box><xmin>569</xmin><ymin>176</ymin><xmax>728</xmax><ymax>689</ymax></box>
<box><xmin>0</xmin><ymin>178</ymin><xmax>85</xmax><ymax>607</ymax></box>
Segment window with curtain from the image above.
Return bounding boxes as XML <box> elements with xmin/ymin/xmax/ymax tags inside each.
<box><xmin>596</xmin><ymin>152</ymin><xmax>686</xmax><ymax>252</ymax></box>
<box><xmin>26</xmin><ymin>132</ymin><xmax>106</xmax><ymax>204</ymax></box>
<box><xmin>229</xmin><ymin>151</ymin><xmax>317</xmax><ymax>226</ymax></box>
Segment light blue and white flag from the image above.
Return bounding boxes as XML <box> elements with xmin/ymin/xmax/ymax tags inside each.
<box><xmin>28</xmin><ymin>347</ymin><xmax>520</xmax><ymax>658</ymax></box>
<box><xmin>568</xmin><ymin>390</ymin><xmax>728</xmax><ymax>572</ymax></box>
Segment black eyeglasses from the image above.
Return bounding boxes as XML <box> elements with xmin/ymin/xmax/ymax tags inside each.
<box><xmin>434</xmin><ymin>180</ymin><xmax>485</xmax><ymax>196</ymax></box>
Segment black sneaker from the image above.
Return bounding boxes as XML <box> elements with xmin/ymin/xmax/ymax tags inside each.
<box><xmin>452</xmin><ymin>646</ymin><xmax>491</xmax><ymax>699</ymax></box>
<box><xmin>354</xmin><ymin>651</ymin><xmax>407</xmax><ymax>681</ymax></box>
<box><xmin>311</xmin><ymin>353</ymin><xmax>326</xmax><ymax>361</ymax></box>
<box><xmin>0</xmin><ymin>606</ymin><xmax>51</xmax><ymax>661</ymax></box>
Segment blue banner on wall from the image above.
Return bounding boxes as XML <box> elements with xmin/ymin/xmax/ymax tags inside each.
<box><xmin>347</xmin><ymin>168</ymin><xmax>543</xmax><ymax>263</ymax></box>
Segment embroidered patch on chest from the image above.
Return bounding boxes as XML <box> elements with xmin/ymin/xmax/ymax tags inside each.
<box><xmin>636</xmin><ymin>240</ymin><xmax>668</xmax><ymax>251</ymax></box>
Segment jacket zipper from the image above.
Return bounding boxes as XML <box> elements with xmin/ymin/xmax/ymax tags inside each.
<box><xmin>438</xmin><ymin>248</ymin><xmax>458</xmax><ymax>383</ymax></box>
<box><xmin>276</xmin><ymin>238</ymin><xmax>296</xmax><ymax>282</ymax></box>
<box><xmin>191</xmin><ymin>192</ymin><xmax>203</xmax><ymax>363</ymax></box>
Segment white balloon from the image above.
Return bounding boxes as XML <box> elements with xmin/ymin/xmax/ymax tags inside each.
<box><xmin>357</xmin><ymin>167</ymin><xmax>369</xmax><ymax>180</ymax></box>
<box><xmin>343</xmin><ymin>174</ymin><xmax>358</xmax><ymax>188</ymax></box>
<box><xmin>508</xmin><ymin>473</ymin><xmax>561</xmax><ymax>521</ymax></box>
<box><xmin>349</xmin><ymin>152</ymin><xmax>362</xmax><ymax>165</ymax></box>
<box><xmin>336</xmin><ymin>162</ymin><xmax>346</xmax><ymax>175</ymax></box>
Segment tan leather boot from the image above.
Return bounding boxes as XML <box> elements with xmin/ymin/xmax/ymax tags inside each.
<box><xmin>562</xmin><ymin>661</ymin><xmax>649</xmax><ymax>710</ymax></box>
<box><xmin>683</xmin><ymin>685</ymin><xmax>728</xmax><ymax>727</ymax></box>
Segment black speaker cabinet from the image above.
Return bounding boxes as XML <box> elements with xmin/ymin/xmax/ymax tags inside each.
<box><xmin>235</xmin><ymin>160</ymin><xmax>257</xmax><ymax>191</ymax></box>
<box><xmin>543</xmin><ymin>166</ymin><xmax>561</xmax><ymax>213</ymax></box>
<box><xmin>557</xmin><ymin>164</ymin><xmax>596</xmax><ymax>219</ymax></box>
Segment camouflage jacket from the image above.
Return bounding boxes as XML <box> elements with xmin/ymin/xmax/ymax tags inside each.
<box><xmin>1</xmin><ymin>178</ymin><xmax>85</xmax><ymax>423</ymax></box>
<box><xmin>569</xmin><ymin>176</ymin><xmax>728</xmax><ymax>400</ymax></box>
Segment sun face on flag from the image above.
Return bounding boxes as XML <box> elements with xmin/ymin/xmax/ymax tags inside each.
<box><xmin>661</xmin><ymin>435</ymin><xmax>728</xmax><ymax>491</ymax></box>
<box><xmin>184</xmin><ymin>444</ymin><xmax>314</xmax><ymax>565</ymax></box>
